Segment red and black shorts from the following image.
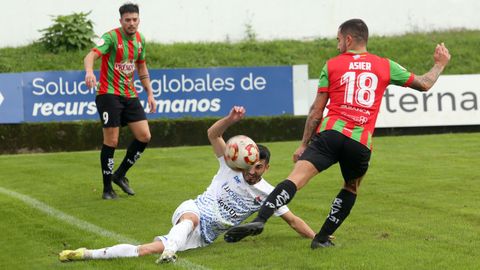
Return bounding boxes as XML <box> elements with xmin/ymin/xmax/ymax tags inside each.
<box><xmin>95</xmin><ymin>94</ymin><xmax>147</xmax><ymax>127</ymax></box>
<box><xmin>298</xmin><ymin>130</ymin><xmax>371</xmax><ymax>182</ymax></box>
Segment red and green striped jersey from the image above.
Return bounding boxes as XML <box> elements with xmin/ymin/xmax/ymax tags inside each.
<box><xmin>92</xmin><ymin>28</ymin><xmax>146</xmax><ymax>98</ymax></box>
<box><xmin>317</xmin><ymin>51</ymin><xmax>414</xmax><ymax>149</ymax></box>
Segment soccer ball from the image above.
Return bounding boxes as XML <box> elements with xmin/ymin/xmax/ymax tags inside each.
<box><xmin>224</xmin><ymin>135</ymin><xmax>259</xmax><ymax>171</ymax></box>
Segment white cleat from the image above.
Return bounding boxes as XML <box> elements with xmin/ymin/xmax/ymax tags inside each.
<box><xmin>156</xmin><ymin>249</ymin><xmax>177</xmax><ymax>264</ymax></box>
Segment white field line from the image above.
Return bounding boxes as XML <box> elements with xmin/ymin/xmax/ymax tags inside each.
<box><xmin>0</xmin><ymin>186</ymin><xmax>210</xmax><ymax>270</ymax></box>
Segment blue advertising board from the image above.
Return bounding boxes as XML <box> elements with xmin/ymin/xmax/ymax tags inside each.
<box><xmin>0</xmin><ymin>73</ymin><xmax>24</xmax><ymax>123</ymax></box>
<box><xmin>0</xmin><ymin>66</ymin><xmax>294</xmax><ymax>123</ymax></box>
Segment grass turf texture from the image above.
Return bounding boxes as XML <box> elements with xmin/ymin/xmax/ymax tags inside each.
<box><xmin>0</xmin><ymin>30</ymin><xmax>479</xmax><ymax>78</ymax></box>
<box><xmin>0</xmin><ymin>133</ymin><xmax>478</xmax><ymax>269</ymax></box>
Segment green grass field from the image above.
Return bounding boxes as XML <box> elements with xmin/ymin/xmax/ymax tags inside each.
<box><xmin>0</xmin><ymin>133</ymin><xmax>479</xmax><ymax>270</ymax></box>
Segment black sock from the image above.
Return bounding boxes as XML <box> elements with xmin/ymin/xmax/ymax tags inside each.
<box><xmin>100</xmin><ymin>144</ymin><xmax>115</xmax><ymax>192</ymax></box>
<box><xmin>254</xmin><ymin>179</ymin><xmax>297</xmax><ymax>223</ymax></box>
<box><xmin>114</xmin><ymin>139</ymin><xmax>148</xmax><ymax>178</ymax></box>
<box><xmin>316</xmin><ymin>189</ymin><xmax>357</xmax><ymax>242</ymax></box>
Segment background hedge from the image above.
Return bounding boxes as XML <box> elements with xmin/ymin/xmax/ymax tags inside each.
<box><xmin>1</xmin><ymin>116</ymin><xmax>478</xmax><ymax>154</ymax></box>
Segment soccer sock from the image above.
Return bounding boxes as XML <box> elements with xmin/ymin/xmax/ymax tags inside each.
<box><xmin>316</xmin><ymin>188</ymin><xmax>357</xmax><ymax>242</ymax></box>
<box><xmin>100</xmin><ymin>144</ymin><xmax>115</xmax><ymax>192</ymax></box>
<box><xmin>163</xmin><ymin>219</ymin><xmax>194</xmax><ymax>253</ymax></box>
<box><xmin>253</xmin><ymin>179</ymin><xmax>297</xmax><ymax>223</ymax></box>
<box><xmin>114</xmin><ymin>139</ymin><xmax>148</xmax><ymax>177</ymax></box>
<box><xmin>87</xmin><ymin>244</ymin><xmax>139</xmax><ymax>259</ymax></box>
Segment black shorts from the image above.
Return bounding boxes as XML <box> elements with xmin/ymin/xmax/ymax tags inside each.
<box><xmin>298</xmin><ymin>130</ymin><xmax>371</xmax><ymax>182</ymax></box>
<box><xmin>95</xmin><ymin>94</ymin><xmax>147</xmax><ymax>127</ymax></box>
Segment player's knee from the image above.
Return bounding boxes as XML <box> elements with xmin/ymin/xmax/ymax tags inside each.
<box><xmin>104</xmin><ymin>138</ymin><xmax>119</xmax><ymax>148</ymax></box>
<box><xmin>343</xmin><ymin>179</ymin><xmax>360</xmax><ymax>194</ymax></box>
<box><xmin>136</xmin><ymin>132</ymin><xmax>151</xmax><ymax>143</ymax></box>
<box><xmin>179</xmin><ymin>213</ymin><xmax>200</xmax><ymax>228</ymax></box>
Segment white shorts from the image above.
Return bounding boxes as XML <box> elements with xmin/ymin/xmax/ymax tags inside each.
<box><xmin>155</xmin><ymin>199</ymin><xmax>208</xmax><ymax>251</ymax></box>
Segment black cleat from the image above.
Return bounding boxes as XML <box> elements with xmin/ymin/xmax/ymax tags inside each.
<box><xmin>112</xmin><ymin>174</ymin><xmax>135</xmax><ymax>195</ymax></box>
<box><xmin>224</xmin><ymin>222</ymin><xmax>264</xmax><ymax>243</ymax></box>
<box><xmin>311</xmin><ymin>235</ymin><xmax>335</xmax><ymax>249</ymax></box>
<box><xmin>102</xmin><ymin>190</ymin><xmax>118</xmax><ymax>200</ymax></box>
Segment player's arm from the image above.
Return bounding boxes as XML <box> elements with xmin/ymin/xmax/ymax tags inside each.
<box><xmin>207</xmin><ymin>106</ymin><xmax>245</xmax><ymax>157</ymax></box>
<box><xmin>84</xmin><ymin>51</ymin><xmax>100</xmax><ymax>89</ymax></box>
<box><xmin>409</xmin><ymin>43</ymin><xmax>451</xmax><ymax>92</ymax></box>
<box><xmin>280</xmin><ymin>211</ymin><xmax>315</xmax><ymax>239</ymax></box>
<box><xmin>293</xmin><ymin>92</ymin><xmax>329</xmax><ymax>162</ymax></box>
<box><xmin>136</xmin><ymin>61</ymin><xmax>157</xmax><ymax>113</ymax></box>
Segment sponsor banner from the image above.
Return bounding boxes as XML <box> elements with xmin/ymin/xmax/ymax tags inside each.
<box><xmin>306</xmin><ymin>74</ymin><xmax>480</xmax><ymax>127</ymax></box>
<box><xmin>376</xmin><ymin>74</ymin><xmax>480</xmax><ymax>127</ymax></box>
<box><xmin>22</xmin><ymin>71</ymin><xmax>98</xmax><ymax>122</ymax></box>
<box><xmin>137</xmin><ymin>66</ymin><xmax>293</xmax><ymax>118</ymax></box>
<box><xmin>0</xmin><ymin>66</ymin><xmax>294</xmax><ymax>123</ymax></box>
<box><xmin>0</xmin><ymin>73</ymin><xmax>24</xmax><ymax>123</ymax></box>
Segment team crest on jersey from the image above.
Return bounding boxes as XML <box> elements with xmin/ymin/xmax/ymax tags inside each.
<box><xmin>233</xmin><ymin>176</ymin><xmax>241</xmax><ymax>184</ymax></box>
<box><xmin>114</xmin><ymin>60</ymin><xmax>135</xmax><ymax>76</ymax></box>
<box><xmin>117</xmin><ymin>43</ymin><xmax>123</xmax><ymax>49</ymax></box>
<box><xmin>138</xmin><ymin>42</ymin><xmax>142</xmax><ymax>54</ymax></box>
<box><xmin>96</xmin><ymin>38</ymin><xmax>105</xmax><ymax>47</ymax></box>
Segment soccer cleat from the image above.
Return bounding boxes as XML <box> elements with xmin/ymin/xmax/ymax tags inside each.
<box><xmin>155</xmin><ymin>250</ymin><xmax>177</xmax><ymax>264</ymax></box>
<box><xmin>311</xmin><ymin>235</ymin><xmax>336</xmax><ymax>249</ymax></box>
<box><xmin>224</xmin><ymin>221</ymin><xmax>264</xmax><ymax>243</ymax></box>
<box><xmin>112</xmin><ymin>174</ymin><xmax>135</xmax><ymax>195</ymax></box>
<box><xmin>59</xmin><ymin>248</ymin><xmax>87</xmax><ymax>262</ymax></box>
<box><xmin>102</xmin><ymin>190</ymin><xmax>118</xmax><ymax>200</ymax></box>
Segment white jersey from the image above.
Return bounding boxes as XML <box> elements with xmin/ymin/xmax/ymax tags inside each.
<box><xmin>194</xmin><ymin>156</ymin><xmax>289</xmax><ymax>244</ymax></box>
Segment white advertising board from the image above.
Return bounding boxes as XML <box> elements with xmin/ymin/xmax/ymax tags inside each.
<box><xmin>303</xmin><ymin>74</ymin><xmax>480</xmax><ymax>128</ymax></box>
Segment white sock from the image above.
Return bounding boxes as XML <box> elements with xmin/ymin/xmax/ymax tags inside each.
<box><xmin>164</xmin><ymin>219</ymin><xmax>194</xmax><ymax>253</ymax></box>
<box><xmin>87</xmin><ymin>244</ymin><xmax>139</xmax><ymax>259</ymax></box>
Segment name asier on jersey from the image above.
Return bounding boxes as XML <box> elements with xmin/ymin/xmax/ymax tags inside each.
<box><xmin>349</xmin><ymin>62</ymin><xmax>372</xmax><ymax>71</ymax></box>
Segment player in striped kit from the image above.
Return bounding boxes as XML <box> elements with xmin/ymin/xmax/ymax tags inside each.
<box><xmin>59</xmin><ymin>106</ymin><xmax>315</xmax><ymax>264</ymax></box>
<box><xmin>84</xmin><ymin>3</ymin><xmax>157</xmax><ymax>199</ymax></box>
<box><xmin>224</xmin><ymin>18</ymin><xmax>451</xmax><ymax>248</ymax></box>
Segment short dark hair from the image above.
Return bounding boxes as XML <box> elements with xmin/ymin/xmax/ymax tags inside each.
<box><xmin>339</xmin><ymin>19</ymin><xmax>369</xmax><ymax>44</ymax></box>
<box><xmin>119</xmin><ymin>3</ymin><xmax>139</xmax><ymax>16</ymax></box>
<box><xmin>257</xmin><ymin>144</ymin><xmax>270</xmax><ymax>164</ymax></box>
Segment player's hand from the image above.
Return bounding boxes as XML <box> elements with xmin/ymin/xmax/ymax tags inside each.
<box><xmin>293</xmin><ymin>145</ymin><xmax>307</xmax><ymax>163</ymax></box>
<box><xmin>434</xmin><ymin>42</ymin><xmax>451</xmax><ymax>68</ymax></box>
<box><xmin>85</xmin><ymin>72</ymin><xmax>97</xmax><ymax>89</ymax></box>
<box><xmin>147</xmin><ymin>95</ymin><xmax>156</xmax><ymax>113</ymax></box>
<box><xmin>229</xmin><ymin>106</ymin><xmax>246</xmax><ymax>122</ymax></box>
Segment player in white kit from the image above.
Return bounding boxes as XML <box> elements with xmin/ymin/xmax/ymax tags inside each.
<box><xmin>59</xmin><ymin>106</ymin><xmax>315</xmax><ymax>264</ymax></box>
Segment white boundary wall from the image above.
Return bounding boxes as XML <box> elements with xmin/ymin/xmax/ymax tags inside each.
<box><xmin>1</xmin><ymin>0</ymin><xmax>480</xmax><ymax>47</ymax></box>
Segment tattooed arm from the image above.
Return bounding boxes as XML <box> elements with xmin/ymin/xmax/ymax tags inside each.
<box><xmin>293</xmin><ymin>92</ymin><xmax>329</xmax><ymax>162</ymax></box>
<box><xmin>409</xmin><ymin>43</ymin><xmax>451</xmax><ymax>92</ymax></box>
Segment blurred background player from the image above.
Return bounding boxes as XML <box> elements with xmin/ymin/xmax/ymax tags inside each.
<box><xmin>59</xmin><ymin>106</ymin><xmax>315</xmax><ymax>263</ymax></box>
<box><xmin>224</xmin><ymin>18</ymin><xmax>451</xmax><ymax>248</ymax></box>
<box><xmin>84</xmin><ymin>3</ymin><xmax>157</xmax><ymax>199</ymax></box>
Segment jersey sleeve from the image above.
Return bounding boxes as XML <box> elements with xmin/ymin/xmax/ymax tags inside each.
<box><xmin>317</xmin><ymin>63</ymin><xmax>329</xmax><ymax>93</ymax></box>
<box><xmin>137</xmin><ymin>33</ymin><xmax>146</xmax><ymax>63</ymax></box>
<box><xmin>92</xmin><ymin>32</ymin><xmax>113</xmax><ymax>56</ymax></box>
<box><xmin>389</xmin><ymin>59</ymin><xmax>414</xmax><ymax>87</ymax></box>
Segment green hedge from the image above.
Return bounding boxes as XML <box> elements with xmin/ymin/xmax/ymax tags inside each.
<box><xmin>1</xmin><ymin>117</ymin><xmax>478</xmax><ymax>154</ymax></box>
<box><xmin>0</xmin><ymin>116</ymin><xmax>307</xmax><ymax>154</ymax></box>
